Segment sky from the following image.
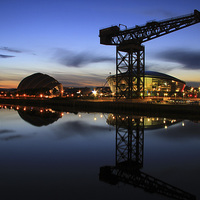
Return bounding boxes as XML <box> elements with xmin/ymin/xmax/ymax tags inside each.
<box><xmin>0</xmin><ymin>0</ymin><xmax>200</xmax><ymax>88</ymax></box>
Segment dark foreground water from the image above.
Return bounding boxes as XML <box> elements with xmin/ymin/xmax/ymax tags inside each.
<box><xmin>0</xmin><ymin>105</ymin><xmax>200</xmax><ymax>200</ymax></box>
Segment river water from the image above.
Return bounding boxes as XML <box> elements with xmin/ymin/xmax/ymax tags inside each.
<box><xmin>0</xmin><ymin>104</ymin><xmax>200</xmax><ymax>200</ymax></box>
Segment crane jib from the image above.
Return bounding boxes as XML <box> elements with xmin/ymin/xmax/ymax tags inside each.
<box><xmin>99</xmin><ymin>9</ymin><xmax>200</xmax><ymax>45</ymax></box>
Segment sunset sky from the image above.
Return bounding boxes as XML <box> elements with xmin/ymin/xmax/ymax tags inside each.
<box><xmin>0</xmin><ymin>0</ymin><xmax>200</xmax><ymax>88</ymax></box>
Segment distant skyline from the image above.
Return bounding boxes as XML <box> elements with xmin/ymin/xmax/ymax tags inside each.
<box><xmin>0</xmin><ymin>0</ymin><xmax>200</xmax><ymax>88</ymax></box>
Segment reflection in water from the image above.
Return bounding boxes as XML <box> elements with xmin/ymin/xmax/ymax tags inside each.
<box><xmin>0</xmin><ymin>104</ymin><xmax>64</xmax><ymax>127</ymax></box>
<box><xmin>0</xmin><ymin>104</ymin><xmax>197</xmax><ymax>199</ymax></box>
<box><xmin>14</xmin><ymin>105</ymin><xmax>63</xmax><ymax>126</ymax></box>
<box><xmin>107</xmin><ymin>114</ymin><xmax>181</xmax><ymax>130</ymax></box>
<box><xmin>0</xmin><ymin>105</ymin><xmax>64</xmax><ymax>140</ymax></box>
<box><xmin>100</xmin><ymin>114</ymin><xmax>196</xmax><ymax>200</ymax></box>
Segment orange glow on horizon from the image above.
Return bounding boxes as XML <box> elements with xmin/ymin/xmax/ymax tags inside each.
<box><xmin>1</xmin><ymin>70</ymin><xmax>200</xmax><ymax>90</ymax></box>
<box><xmin>0</xmin><ymin>80</ymin><xmax>18</xmax><ymax>89</ymax></box>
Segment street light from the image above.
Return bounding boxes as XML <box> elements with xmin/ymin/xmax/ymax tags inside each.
<box><xmin>92</xmin><ymin>90</ymin><xmax>97</xmax><ymax>97</ymax></box>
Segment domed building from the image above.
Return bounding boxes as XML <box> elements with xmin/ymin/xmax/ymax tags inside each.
<box><xmin>17</xmin><ymin>107</ymin><xmax>63</xmax><ymax>126</ymax></box>
<box><xmin>17</xmin><ymin>73</ymin><xmax>63</xmax><ymax>97</ymax></box>
<box><xmin>107</xmin><ymin>71</ymin><xmax>185</xmax><ymax>97</ymax></box>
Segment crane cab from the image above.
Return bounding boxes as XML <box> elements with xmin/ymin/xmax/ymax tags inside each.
<box><xmin>99</xmin><ymin>26</ymin><xmax>120</xmax><ymax>45</ymax></box>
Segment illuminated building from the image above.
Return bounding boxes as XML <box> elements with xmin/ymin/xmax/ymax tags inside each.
<box><xmin>107</xmin><ymin>71</ymin><xmax>185</xmax><ymax>97</ymax></box>
<box><xmin>18</xmin><ymin>107</ymin><xmax>63</xmax><ymax>126</ymax></box>
<box><xmin>107</xmin><ymin>114</ymin><xmax>181</xmax><ymax>130</ymax></box>
<box><xmin>17</xmin><ymin>73</ymin><xmax>63</xmax><ymax>97</ymax></box>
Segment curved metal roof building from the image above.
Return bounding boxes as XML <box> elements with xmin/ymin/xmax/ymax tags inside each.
<box><xmin>144</xmin><ymin>71</ymin><xmax>185</xmax><ymax>84</ymax></box>
<box><xmin>17</xmin><ymin>73</ymin><xmax>63</xmax><ymax>96</ymax></box>
<box><xmin>108</xmin><ymin>71</ymin><xmax>185</xmax><ymax>84</ymax></box>
<box><xmin>18</xmin><ymin>107</ymin><xmax>62</xmax><ymax>126</ymax></box>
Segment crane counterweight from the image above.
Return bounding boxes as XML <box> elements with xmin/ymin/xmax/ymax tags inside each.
<box><xmin>99</xmin><ymin>26</ymin><xmax>119</xmax><ymax>45</ymax></box>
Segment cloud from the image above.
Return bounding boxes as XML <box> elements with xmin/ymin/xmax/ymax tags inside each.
<box><xmin>0</xmin><ymin>129</ymin><xmax>25</xmax><ymax>141</ymax></box>
<box><xmin>0</xmin><ymin>47</ymin><xmax>22</xmax><ymax>53</ymax></box>
<box><xmin>52</xmin><ymin>73</ymin><xmax>108</xmax><ymax>87</ymax></box>
<box><xmin>53</xmin><ymin>48</ymin><xmax>115</xmax><ymax>68</ymax></box>
<box><xmin>143</xmin><ymin>9</ymin><xmax>175</xmax><ymax>18</ymax></box>
<box><xmin>146</xmin><ymin>62</ymin><xmax>175</xmax><ymax>73</ymax></box>
<box><xmin>0</xmin><ymin>54</ymin><xmax>15</xmax><ymax>58</ymax></box>
<box><xmin>0</xmin><ymin>135</ymin><xmax>23</xmax><ymax>141</ymax></box>
<box><xmin>0</xmin><ymin>129</ymin><xmax>15</xmax><ymax>134</ymax></box>
<box><xmin>55</xmin><ymin>120</ymin><xmax>113</xmax><ymax>139</ymax></box>
<box><xmin>186</xmin><ymin>81</ymin><xmax>200</xmax><ymax>87</ymax></box>
<box><xmin>158</xmin><ymin>49</ymin><xmax>200</xmax><ymax>70</ymax></box>
<box><xmin>152</xmin><ymin>121</ymin><xmax>200</xmax><ymax>141</ymax></box>
<box><xmin>0</xmin><ymin>46</ymin><xmax>35</xmax><ymax>56</ymax></box>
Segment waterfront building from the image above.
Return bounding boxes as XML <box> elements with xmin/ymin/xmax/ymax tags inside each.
<box><xmin>107</xmin><ymin>114</ymin><xmax>180</xmax><ymax>129</ymax></box>
<box><xmin>17</xmin><ymin>73</ymin><xmax>63</xmax><ymax>97</ymax></box>
<box><xmin>107</xmin><ymin>71</ymin><xmax>185</xmax><ymax>97</ymax></box>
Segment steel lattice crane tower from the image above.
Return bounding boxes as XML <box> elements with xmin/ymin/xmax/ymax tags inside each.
<box><xmin>99</xmin><ymin>10</ymin><xmax>200</xmax><ymax>99</ymax></box>
<box><xmin>99</xmin><ymin>115</ymin><xmax>196</xmax><ymax>200</ymax></box>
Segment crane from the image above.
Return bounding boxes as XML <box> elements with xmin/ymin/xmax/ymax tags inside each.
<box><xmin>99</xmin><ymin>10</ymin><xmax>200</xmax><ymax>99</ymax></box>
<box><xmin>99</xmin><ymin>115</ymin><xmax>196</xmax><ymax>200</ymax></box>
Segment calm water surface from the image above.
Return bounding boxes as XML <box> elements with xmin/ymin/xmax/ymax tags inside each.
<box><xmin>0</xmin><ymin>105</ymin><xmax>200</xmax><ymax>200</ymax></box>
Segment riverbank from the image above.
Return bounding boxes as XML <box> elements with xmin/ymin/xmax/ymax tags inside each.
<box><xmin>1</xmin><ymin>97</ymin><xmax>200</xmax><ymax>120</ymax></box>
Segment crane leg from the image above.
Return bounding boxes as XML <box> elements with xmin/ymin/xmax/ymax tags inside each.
<box><xmin>115</xmin><ymin>115</ymin><xmax>144</xmax><ymax>168</ymax></box>
<box><xmin>116</xmin><ymin>44</ymin><xmax>145</xmax><ymax>99</ymax></box>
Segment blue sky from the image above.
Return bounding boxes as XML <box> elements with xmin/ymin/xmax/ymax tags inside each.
<box><xmin>0</xmin><ymin>0</ymin><xmax>200</xmax><ymax>88</ymax></box>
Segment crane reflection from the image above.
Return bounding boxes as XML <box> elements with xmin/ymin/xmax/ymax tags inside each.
<box><xmin>100</xmin><ymin>114</ymin><xmax>195</xmax><ymax>200</ymax></box>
